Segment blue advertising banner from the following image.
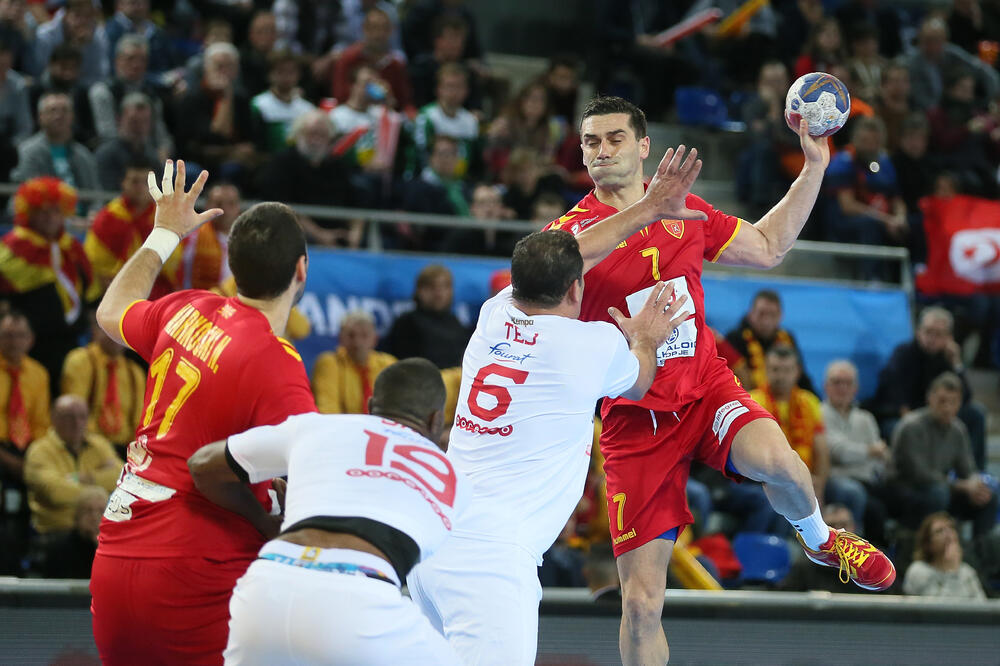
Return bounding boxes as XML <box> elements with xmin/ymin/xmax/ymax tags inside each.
<box><xmin>297</xmin><ymin>249</ymin><xmax>912</xmax><ymax>400</ymax></box>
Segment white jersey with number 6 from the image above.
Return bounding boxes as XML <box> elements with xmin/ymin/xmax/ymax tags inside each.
<box><xmin>447</xmin><ymin>286</ymin><xmax>639</xmax><ymax>562</ymax></box>
<box><xmin>227</xmin><ymin>412</ymin><xmax>471</xmax><ymax>562</ymax></box>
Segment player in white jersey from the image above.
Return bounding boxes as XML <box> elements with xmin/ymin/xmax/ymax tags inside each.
<box><xmin>187</xmin><ymin>358</ymin><xmax>469</xmax><ymax>666</ymax></box>
<box><xmin>408</xmin><ymin>228</ymin><xmax>692</xmax><ymax>665</ymax></box>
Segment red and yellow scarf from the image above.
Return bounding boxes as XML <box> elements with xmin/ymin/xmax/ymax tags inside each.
<box><xmin>757</xmin><ymin>386</ymin><xmax>820</xmax><ymax>470</ymax></box>
<box><xmin>742</xmin><ymin>327</ymin><xmax>793</xmax><ymax>389</ymax></box>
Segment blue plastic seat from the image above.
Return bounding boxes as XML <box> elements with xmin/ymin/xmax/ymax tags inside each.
<box><xmin>675</xmin><ymin>87</ymin><xmax>728</xmax><ymax>127</ymax></box>
<box><xmin>732</xmin><ymin>532</ymin><xmax>792</xmax><ymax>584</ymax></box>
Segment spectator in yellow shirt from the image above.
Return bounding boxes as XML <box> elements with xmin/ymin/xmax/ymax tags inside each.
<box><xmin>24</xmin><ymin>395</ymin><xmax>122</xmax><ymax>533</ymax></box>
<box><xmin>750</xmin><ymin>344</ymin><xmax>830</xmax><ymax>499</ymax></box>
<box><xmin>61</xmin><ymin>312</ymin><xmax>145</xmax><ymax>455</ymax></box>
<box><xmin>312</xmin><ymin>311</ymin><xmax>396</xmax><ymax>414</ymax></box>
<box><xmin>0</xmin><ymin>312</ymin><xmax>51</xmax><ymax>485</ymax></box>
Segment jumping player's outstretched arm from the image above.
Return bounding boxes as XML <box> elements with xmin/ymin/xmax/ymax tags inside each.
<box><xmin>96</xmin><ymin>160</ymin><xmax>222</xmax><ymax>344</ymax></box>
<box><xmin>576</xmin><ymin>146</ymin><xmax>705</xmax><ymax>273</ymax></box>
<box><xmin>608</xmin><ymin>282</ymin><xmax>689</xmax><ymax>401</ymax></box>
<box><xmin>715</xmin><ymin>119</ymin><xmax>831</xmax><ymax>268</ymax></box>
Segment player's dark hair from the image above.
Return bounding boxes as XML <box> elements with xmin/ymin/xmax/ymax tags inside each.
<box><xmin>511</xmin><ymin>230</ymin><xmax>583</xmax><ymax>308</ymax></box>
<box><xmin>752</xmin><ymin>289</ymin><xmax>782</xmax><ymax>308</ymax></box>
<box><xmin>581</xmin><ymin>96</ymin><xmax>647</xmax><ymax>139</ymax></box>
<box><xmin>228</xmin><ymin>202</ymin><xmax>306</xmax><ymax>300</ymax></box>
<box><xmin>371</xmin><ymin>358</ymin><xmax>446</xmax><ymax>427</ymax></box>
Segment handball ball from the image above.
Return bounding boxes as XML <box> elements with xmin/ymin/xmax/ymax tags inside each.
<box><xmin>784</xmin><ymin>72</ymin><xmax>851</xmax><ymax>137</ymax></box>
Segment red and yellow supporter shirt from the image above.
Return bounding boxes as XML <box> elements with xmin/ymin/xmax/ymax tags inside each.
<box><xmin>84</xmin><ymin>197</ymin><xmax>182</xmax><ymax>300</ymax></box>
<box><xmin>98</xmin><ymin>290</ymin><xmax>316</xmax><ymax>560</ymax></box>
<box><xmin>546</xmin><ymin>191</ymin><xmax>742</xmax><ymax>411</ymax></box>
<box><xmin>0</xmin><ymin>226</ymin><xmax>101</xmax><ymax>318</ymax></box>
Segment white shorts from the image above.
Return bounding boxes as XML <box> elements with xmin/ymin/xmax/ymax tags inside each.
<box><xmin>407</xmin><ymin>535</ymin><xmax>542</xmax><ymax>666</ymax></box>
<box><xmin>224</xmin><ymin>541</ymin><xmax>459</xmax><ymax>666</ymax></box>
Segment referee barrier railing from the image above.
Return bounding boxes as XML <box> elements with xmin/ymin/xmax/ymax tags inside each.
<box><xmin>1</xmin><ymin>578</ymin><xmax>996</xmax><ymax>664</ymax></box>
<box><xmin>0</xmin><ymin>183</ymin><xmax>914</xmax><ymax>295</ymax></box>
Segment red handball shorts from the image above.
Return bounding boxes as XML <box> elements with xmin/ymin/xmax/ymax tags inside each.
<box><xmin>90</xmin><ymin>552</ymin><xmax>251</xmax><ymax>666</ymax></box>
<box><xmin>601</xmin><ymin>369</ymin><xmax>775</xmax><ymax>557</ymax></box>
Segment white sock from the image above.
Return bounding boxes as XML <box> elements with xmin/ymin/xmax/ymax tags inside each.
<box><xmin>788</xmin><ymin>502</ymin><xmax>831</xmax><ymax>550</ymax></box>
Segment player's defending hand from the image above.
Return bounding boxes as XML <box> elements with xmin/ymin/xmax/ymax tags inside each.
<box><xmin>642</xmin><ymin>145</ymin><xmax>707</xmax><ymax>221</ymax></box>
<box><xmin>798</xmin><ymin>119</ymin><xmax>830</xmax><ymax>169</ymax></box>
<box><xmin>608</xmin><ymin>282</ymin><xmax>689</xmax><ymax>350</ymax></box>
<box><xmin>147</xmin><ymin>159</ymin><xmax>223</xmax><ymax>239</ymax></box>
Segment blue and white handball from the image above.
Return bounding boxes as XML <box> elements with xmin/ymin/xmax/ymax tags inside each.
<box><xmin>784</xmin><ymin>72</ymin><xmax>851</xmax><ymax>137</ymax></box>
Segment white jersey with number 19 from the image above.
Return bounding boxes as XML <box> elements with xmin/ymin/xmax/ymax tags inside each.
<box><xmin>447</xmin><ymin>286</ymin><xmax>640</xmax><ymax>562</ymax></box>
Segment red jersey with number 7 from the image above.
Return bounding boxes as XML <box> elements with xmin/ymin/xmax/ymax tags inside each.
<box><xmin>97</xmin><ymin>290</ymin><xmax>317</xmax><ymax>560</ymax></box>
<box><xmin>545</xmin><ymin>190</ymin><xmax>743</xmax><ymax>412</ymax></box>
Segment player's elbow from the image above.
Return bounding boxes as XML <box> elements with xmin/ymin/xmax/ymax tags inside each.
<box><xmin>761</xmin><ymin>250</ymin><xmax>786</xmax><ymax>269</ymax></box>
<box><xmin>187</xmin><ymin>446</ymin><xmax>214</xmax><ymax>490</ymax></box>
<box><xmin>95</xmin><ymin>297</ymin><xmax>119</xmax><ymax>339</ymax></box>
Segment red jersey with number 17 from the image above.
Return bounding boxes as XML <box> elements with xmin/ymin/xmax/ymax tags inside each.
<box><xmin>97</xmin><ymin>290</ymin><xmax>317</xmax><ymax>560</ymax></box>
<box><xmin>546</xmin><ymin>191</ymin><xmax>743</xmax><ymax>412</ymax></box>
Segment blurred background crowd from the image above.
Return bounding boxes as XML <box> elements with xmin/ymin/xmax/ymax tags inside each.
<box><xmin>0</xmin><ymin>0</ymin><xmax>997</xmax><ymax>602</ymax></box>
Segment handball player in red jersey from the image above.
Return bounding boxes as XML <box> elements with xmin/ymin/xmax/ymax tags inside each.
<box><xmin>546</xmin><ymin>97</ymin><xmax>896</xmax><ymax>664</ymax></box>
<box><xmin>90</xmin><ymin>160</ymin><xmax>317</xmax><ymax>665</ymax></box>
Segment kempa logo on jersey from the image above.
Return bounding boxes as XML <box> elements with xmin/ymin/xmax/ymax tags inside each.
<box><xmin>488</xmin><ymin>342</ymin><xmax>533</xmax><ymax>364</ymax></box>
<box><xmin>509</xmin><ymin>316</ymin><xmax>534</xmax><ymax>326</ymax></box>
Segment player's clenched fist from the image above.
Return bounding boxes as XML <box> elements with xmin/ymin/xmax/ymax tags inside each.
<box><xmin>147</xmin><ymin>159</ymin><xmax>223</xmax><ymax>239</ymax></box>
<box><xmin>608</xmin><ymin>281</ymin><xmax>689</xmax><ymax>350</ymax></box>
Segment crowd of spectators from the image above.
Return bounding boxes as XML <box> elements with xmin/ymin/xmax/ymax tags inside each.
<box><xmin>0</xmin><ymin>0</ymin><xmax>590</xmax><ymax>257</ymax></box>
<box><xmin>0</xmin><ymin>0</ymin><xmax>995</xmax><ymax>600</ymax></box>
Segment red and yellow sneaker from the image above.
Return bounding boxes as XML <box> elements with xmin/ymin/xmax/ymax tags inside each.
<box><xmin>797</xmin><ymin>529</ymin><xmax>896</xmax><ymax>591</ymax></box>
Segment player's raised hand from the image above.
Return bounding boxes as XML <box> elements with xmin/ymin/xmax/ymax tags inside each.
<box><xmin>642</xmin><ymin>145</ymin><xmax>707</xmax><ymax>221</ymax></box>
<box><xmin>798</xmin><ymin>119</ymin><xmax>830</xmax><ymax>169</ymax></box>
<box><xmin>147</xmin><ymin>159</ymin><xmax>223</xmax><ymax>239</ymax></box>
<box><xmin>608</xmin><ymin>282</ymin><xmax>689</xmax><ymax>349</ymax></box>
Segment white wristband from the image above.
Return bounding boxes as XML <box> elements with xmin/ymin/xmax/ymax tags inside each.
<box><xmin>142</xmin><ymin>227</ymin><xmax>180</xmax><ymax>264</ymax></box>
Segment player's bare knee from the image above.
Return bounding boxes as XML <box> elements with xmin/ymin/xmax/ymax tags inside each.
<box><xmin>744</xmin><ymin>438</ymin><xmax>800</xmax><ymax>484</ymax></box>
<box><xmin>771</xmin><ymin>443</ymin><xmax>809</xmax><ymax>482</ymax></box>
<box><xmin>621</xmin><ymin>587</ymin><xmax>663</xmax><ymax>634</ymax></box>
